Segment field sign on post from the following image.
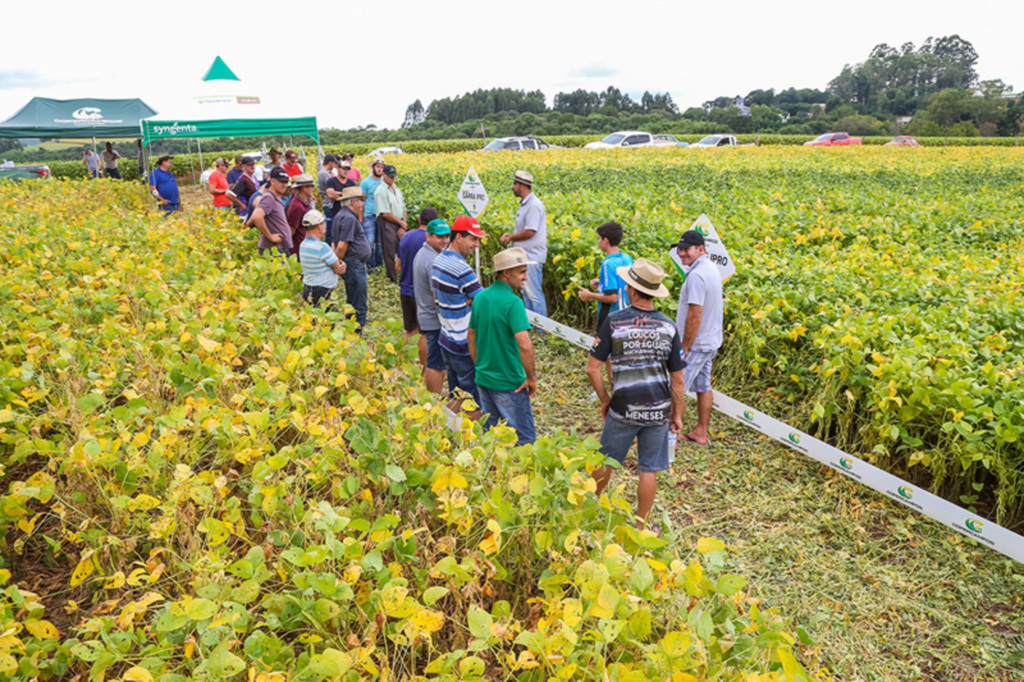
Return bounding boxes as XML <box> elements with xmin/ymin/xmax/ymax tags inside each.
<box><xmin>457</xmin><ymin>167</ymin><xmax>489</xmax><ymax>218</ymax></box>
<box><xmin>457</xmin><ymin>167</ymin><xmax>489</xmax><ymax>275</ymax></box>
<box><xmin>669</xmin><ymin>213</ymin><xmax>736</xmax><ymax>283</ymax></box>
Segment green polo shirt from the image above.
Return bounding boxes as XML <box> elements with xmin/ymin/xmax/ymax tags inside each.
<box><xmin>469</xmin><ymin>280</ymin><xmax>532</xmax><ymax>392</ymax></box>
<box><xmin>374</xmin><ymin>182</ymin><xmax>405</xmax><ymax>218</ymax></box>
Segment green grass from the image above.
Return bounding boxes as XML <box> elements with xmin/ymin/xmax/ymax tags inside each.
<box><xmin>359</xmin><ymin>269</ymin><xmax>1024</xmax><ymax>681</ymax></box>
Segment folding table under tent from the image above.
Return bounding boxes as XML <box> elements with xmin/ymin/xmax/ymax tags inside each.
<box><xmin>0</xmin><ymin>97</ymin><xmax>157</xmax><ymax>139</ymax></box>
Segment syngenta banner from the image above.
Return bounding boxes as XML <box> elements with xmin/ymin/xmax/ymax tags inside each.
<box><xmin>153</xmin><ymin>122</ymin><xmax>200</xmax><ymax>136</ymax></box>
<box><xmin>522</xmin><ymin>309</ymin><xmax>1024</xmax><ymax>565</ymax></box>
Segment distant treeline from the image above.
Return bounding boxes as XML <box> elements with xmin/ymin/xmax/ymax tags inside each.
<box><xmin>5</xmin><ymin>34</ymin><xmax>1021</xmax><ymax>163</ymax></box>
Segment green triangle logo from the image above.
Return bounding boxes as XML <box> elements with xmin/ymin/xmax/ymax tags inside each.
<box><xmin>202</xmin><ymin>56</ymin><xmax>241</xmax><ymax>82</ymax></box>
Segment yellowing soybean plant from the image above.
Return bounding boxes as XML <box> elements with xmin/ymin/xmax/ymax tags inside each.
<box><xmin>0</xmin><ymin>181</ymin><xmax>825</xmax><ymax>680</ymax></box>
<box><xmin>395</xmin><ymin>146</ymin><xmax>1024</xmax><ymax>528</ymax></box>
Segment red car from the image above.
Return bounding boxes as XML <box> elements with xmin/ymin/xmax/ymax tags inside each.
<box><xmin>883</xmin><ymin>136</ymin><xmax>921</xmax><ymax>147</ymax></box>
<box><xmin>803</xmin><ymin>132</ymin><xmax>863</xmax><ymax>146</ymax></box>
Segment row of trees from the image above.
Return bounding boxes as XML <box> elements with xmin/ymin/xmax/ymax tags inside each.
<box><xmin>403</xmin><ymin>86</ymin><xmax>679</xmax><ymax>128</ymax></box>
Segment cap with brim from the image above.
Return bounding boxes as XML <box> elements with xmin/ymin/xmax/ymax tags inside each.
<box><xmin>340</xmin><ymin>159</ymin><xmax>352</xmax><ymax>168</ymax></box>
<box><xmin>302</xmin><ymin>209</ymin><xmax>326</xmax><ymax>227</ymax></box>
<box><xmin>373</xmin><ymin>156</ymin><xmax>385</xmax><ymax>165</ymax></box>
<box><xmin>491</xmin><ymin>247</ymin><xmax>537</xmax><ymax>273</ymax></box>
<box><xmin>617</xmin><ymin>259</ymin><xmax>669</xmax><ymax>298</ymax></box>
<box><xmin>512</xmin><ymin>170</ymin><xmax>533</xmax><ymax>187</ymax></box>
<box><xmin>215</xmin><ymin>157</ymin><xmax>228</xmax><ymax>167</ymax></box>
<box><xmin>290</xmin><ymin>173</ymin><xmax>315</xmax><ymax>188</ymax></box>
<box><xmin>451</xmin><ymin>215</ymin><xmax>488</xmax><ymax>238</ymax></box>
<box><xmin>241</xmin><ymin>156</ymin><xmax>255</xmax><ymax>165</ymax></box>
<box><xmin>339</xmin><ymin>186</ymin><xmax>366</xmax><ymax>202</ymax></box>
<box><xmin>382</xmin><ymin>164</ymin><xmax>397</xmax><ymax>177</ymax></box>
<box><xmin>268</xmin><ymin>167</ymin><xmax>290</xmax><ymax>183</ymax></box>
<box><xmin>322</xmin><ymin>154</ymin><xmax>338</xmax><ymax>164</ymax></box>
<box><xmin>426</xmin><ymin>219</ymin><xmax>451</xmax><ymax>236</ymax></box>
<box><xmin>675</xmin><ymin>229</ymin><xmax>705</xmax><ymax>250</ymax></box>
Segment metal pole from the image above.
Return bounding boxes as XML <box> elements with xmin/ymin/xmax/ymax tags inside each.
<box><xmin>187</xmin><ymin>139</ymin><xmax>196</xmax><ymax>184</ymax></box>
<box><xmin>197</xmin><ymin>138</ymin><xmax>205</xmax><ymax>179</ymax></box>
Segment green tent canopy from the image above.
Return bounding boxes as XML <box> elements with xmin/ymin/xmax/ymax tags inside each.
<box><xmin>0</xmin><ymin>97</ymin><xmax>157</xmax><ymax>138</ymax></box>
<box><xmin>140</xmin><ymin>57</ymin><xmax>319</xmax><ymax>147</ymax></box>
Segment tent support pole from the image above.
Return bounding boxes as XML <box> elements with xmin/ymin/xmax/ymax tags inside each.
<box><xmin>197</xmin><ymin>138</ymin><xmax>205</xmax><ymax>180</ymax></box>
<box><xmin>187</xmin><ymin>139</ymin><xmax>196</xmax><ymax>185</ymax></box>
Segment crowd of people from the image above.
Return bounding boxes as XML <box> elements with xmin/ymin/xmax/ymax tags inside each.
<box><xmin>145</xmin><ymin>149</ymin><xmax>725</xmax><ymax>529</ymax></box>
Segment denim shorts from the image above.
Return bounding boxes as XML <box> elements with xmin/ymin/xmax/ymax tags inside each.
<box><xmin>683</xmin><ymin>348</ymin><xmax>717</xmax><ymax>393</ymax></box>
<box><xmin>440</xmin><ymin>347</ymin><xmax>480</xmax><ymax>405</ymax></box>
<box><xmin>600</xmin><ymin>415</ymin><xmax>670</xmax><ymax>473</ymax></box>
<box><xmin>421</xmin><ymin>329</ymin><xmax>446</xmax><ymax>371</ymax></box>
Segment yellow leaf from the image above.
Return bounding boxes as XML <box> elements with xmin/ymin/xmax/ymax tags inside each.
<box><xmin>696</xmin><ymin>536</ymin><xmax>725</xmax><ymax>554</ymax></box>
<box><xmin>128</xmin><ymin>494</ymin><xmax>161</xmax><ymax>512</ymax></box>
<box><xmin>410</xmin><ymin>609</ymin><xmax>445</xmax><ymax>634</ymax></box>
<box><xmin>103</xmin><ymin>571</ymin><xmax>126</xmax><ymax>589</ymax></box>
<box><xmin>126</xmin><ymin>568</ymin><xmax>149</xmax><ymax>587</ymax></box>
<box><xmin>562</xmin><ymin>599</ymin><xmax>582</xmax><ymax>627</ymax></box>
<box><xmin>123</xmin><ymin>665</ymin><xmax>154</xmax><ymax>682</ymax></box>
<box><xmin>70</xmin><ymin>555</ymin><xmax>95</xmax><ymax>587</ymax></box>
<box><xmin>197</xmin><ymin>336</ymin><xmax>220</xmax><ymax>352</ymax></box>
<box><xmin>381</xmin><ymin>583</ymin><xmax>409</xmax><ymax>616</ymax></box>
<box><xmin>24</xmin><ymin>620</ymin><xmax>59</xmax><ymax>640</ymax></box>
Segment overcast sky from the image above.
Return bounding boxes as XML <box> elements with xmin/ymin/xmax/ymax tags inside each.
<box><xmin>2</xmin><ymin>0</ymin><xmax>1020</xmax><ymax>131</ymax></box>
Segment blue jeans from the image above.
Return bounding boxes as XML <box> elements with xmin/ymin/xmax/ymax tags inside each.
<box><xmin>105</xmin><ymin>167</ymin><xmax>122</xmax><ymax>180</ymax></box>
<box><xmin>363</xmin><ymin>213</ymin><xmax>381</xmax><ymax>270</ymax></box>
<box><xmin>440</xmin><ymin>347</ymin><xmax>480</xmax><ymax>405</ymax></box>
<box><xmin>478</xmin><ymin>386</ymin><xmax>536</xmax><ymax>445</ymax></box>
<box><xmin>323</xmin><ymin>207</ymin><xmax>334</xmax><ymax>244</ymax></box>
<box><xmin>600</xmin><ymin>416</ymin><xmax>670</xmax><ymax>473</ymax></box>
<box><xmin>159</xmin><ymin>203</ymin><xmax>180</xmax><ymax>217</ymax></box>
<box><xmin>523</xmin><ymin>263</ymin><xmax>547</xmax><ymax>317</ymax></box>
<box><xmin>342</xmin><ymin>259</ymin><xmax>368</xmax><ymax>331</ymax></box>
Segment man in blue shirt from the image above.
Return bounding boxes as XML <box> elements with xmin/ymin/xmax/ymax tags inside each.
<box><xmin>148</xmin><ymin>155</ymin><xmax>180</xmax><ymax>216</ymax></box>
<box><xmin>432</xmin><ymin>215</ymin><xmax>487</xmax><ymax>416</ymax></box>
<box><xmin>298</xmin><ymin>210</ymin><xmax>347</xmax><ymax>309</ymax></box>
<box><xmin>359</xmin><ymin>157</ymin><xmax>386</xmax><ymax>270</ymax></box>
<box><xmin>397</xmin><ymin>207</ymin><xmax>437</xmax><ymax>342</ymax></box>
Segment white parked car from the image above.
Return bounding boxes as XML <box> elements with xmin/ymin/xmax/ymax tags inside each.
<box><xmin>583</xmin><ymin>131</ymin><xmax>676</xmax><ymax>149</ymax></box>
<box><xmin>688</xmin><ymin>134</ymin><xmax>751</xmax><ymax>148</ymax></box>
<box><xmin>367</xmin><ymin>146</ymin><xmax>405</xmax><ymax>157</ymax></box>
<box><xmin>481</xmin><ymin>136</ymin><xmax>560</xmax><ymax>151</ymax></box>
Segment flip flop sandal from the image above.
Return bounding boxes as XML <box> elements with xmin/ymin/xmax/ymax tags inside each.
<box><xmin>681</xmin><ymin>433</ymin><xmax>709</xmax><ymax>447</ymax></box>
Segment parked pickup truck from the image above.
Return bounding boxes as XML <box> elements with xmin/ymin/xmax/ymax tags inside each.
<box><xmin>803</xmin><ymin>132</ymin><xmax>862</xmax><ymax>146</ymax></box>
<box><xmin>583</xmin><ymin>131</ymin><xmax>677</xmax><ymax>149</ymax></box>
<box><xmin>0</xmin><ymin>162</ymin><xmax>51</xmax><ymax>181</ymax></box>
<box><xmin>688</xmin><ymin>134</ymin><xmax>750</xmax><ymax>148</ymax></box>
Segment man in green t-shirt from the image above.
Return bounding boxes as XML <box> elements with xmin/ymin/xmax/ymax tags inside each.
<box><xmin>468</xmin><ymin>247</ymin><xmax>538</xmax><ymax>445</ymax></box>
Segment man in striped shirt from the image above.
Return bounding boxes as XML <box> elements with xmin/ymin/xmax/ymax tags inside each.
<box><xmin>432</xmin><ymin>215</ymin><xmax>487</xmax><ymax>415</ymax></box>
<box><xmin>298</xmin><ymin>210</ymin><xmax>346</xmax><ymax>309</ymax></box>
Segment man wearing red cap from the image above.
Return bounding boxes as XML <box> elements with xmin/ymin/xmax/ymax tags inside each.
<box><xmin>432</xmin><ymin>215</ymin><xmax>488</xmax><ymax>416</ymax></box>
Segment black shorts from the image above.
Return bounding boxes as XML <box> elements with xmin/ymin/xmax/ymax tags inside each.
<box><xmin>400</xmin><ymin>294</ymin><xmax>418</xmax><ymax>332</ymax></box>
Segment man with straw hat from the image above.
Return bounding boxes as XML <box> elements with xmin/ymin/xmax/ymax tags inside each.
<box><xmin>286</xmin><ymin>174</ymin><xmax>317</xmax><ymax>254</ymax></box>
<box><xmin>587</xmin><ymin>259</ymin><xmax>686</xmax><ymax>530</ymax></box>
<box><xmin>331</xmin><ymin>185</ymin><xmax>372</xmax><ymax>331</ymax></box>
<box><xmin>468</xmin><ymin>247</ymin><xmax>538</xmax><ymax>445</ymax></box>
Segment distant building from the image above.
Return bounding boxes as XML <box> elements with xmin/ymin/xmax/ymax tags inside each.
<box><xmin>734</xmin><ymin>96</ymin><xmax>751</xmax><ymax>116</ymax></box>
<box><xmin>896</xmin><ymin>116</ymin><xmax>913</xmax><ymax>125</ymax></box>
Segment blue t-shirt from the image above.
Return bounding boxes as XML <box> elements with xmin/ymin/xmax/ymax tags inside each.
<box><xmin>397</xmin><ymin>229</ymin><xmax>427</xmax><ymax>297</ymax></box>
<box><xmin>299</xmin><ymin>235</ymin><xmax>340</xmax><ymax>289</ymax></box>
<box><xmin>360</xmin><ymin>176</ymin><xmax>384</xmax><ymax>217</ymax></box>
<box><xmin>148</xmin><ymin>167</ymin><xmax>179</xmax><ymax>204</ymax></box>
<box><xmin>597</xmin><ymin>251</ymin><xmax>635</xmax><ymax>328</ymax></box>
<box><xmin>226</xmin><ymin>167</ymin><xmax>243</xmax><ymax>185</ymax></box>
<box><xmin>432</xmin><ymin>250</ymin><xmax>482</xmax><ymax>355</ymax></box>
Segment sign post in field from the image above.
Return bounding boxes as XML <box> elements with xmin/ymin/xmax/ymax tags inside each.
<box><xmin>669</xmin><ymin>213</ymin><xmax>736</xmax><ymax>283</ymax></box>
<box><xmin>457</xmin><ymin>167</ymin><xmax>489</xmax><ymax>276</ymax></box>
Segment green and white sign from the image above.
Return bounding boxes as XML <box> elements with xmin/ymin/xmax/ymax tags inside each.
<box><xmin>669</xmin><ymin>213</ymin><xmax>736</xmax><ymax>283</ymax></box>
<box><xmin>457</xmin><ymin>167</ymin><xmax>489</xmax><ymax>218</ymax></box>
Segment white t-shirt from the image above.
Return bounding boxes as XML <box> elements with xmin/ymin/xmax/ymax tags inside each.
<box><xmin>675</xmin><ymin>254</ymin><xmax>723</xmax><ymax>351</ymax></box>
